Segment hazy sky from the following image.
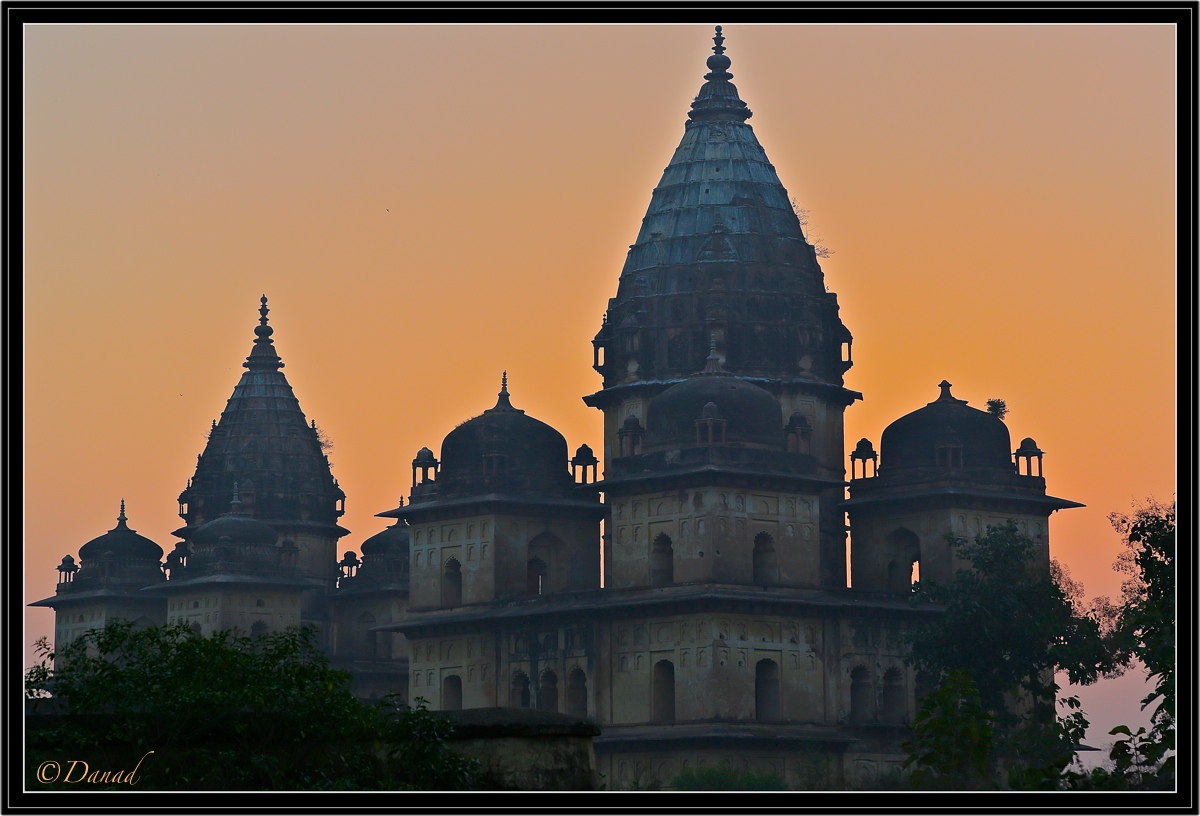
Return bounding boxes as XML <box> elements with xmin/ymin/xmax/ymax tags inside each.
<box><xmin>23</xmin><ymin>22</ymin><xmax>1177</xmax><ymax>756</ymax></box>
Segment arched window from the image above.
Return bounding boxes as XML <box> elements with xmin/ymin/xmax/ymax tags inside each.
<box><xmin>880</xmin><ymin>668</ymin><xmax>906</xmax><ymax>724</ymax></box>
<box><xmin>442</xmin><ymin>558</ymin><xmax>462</xmax><ymax>607</ymax></box>
<box><xmin>538</xmin><ymin>670</ymin><xmax>559</xmax><ymax>713</ymax></box>
<box><xmin>884</xmin><ymin>528</ymin><xmax>920</xmax><ymax>593</ymax></box>
<box><xmin>650</xmin><ymin>534</ymin><xmax>673</xmax><ymax>586</ymax></box>
<box><xmin>566</xmin><ymin>668</ymin><xmax>588</xmax><ymax>717</ymax></box>
<box><xmin>753</xmin><ymin>532</ymin><xmax>779</xmax><ymax>585</ymax></box>
<box><xmin>510</xmin><ymin>672</ymin><xmax>531</xmax><ymax>708</ymax></box>
<box><xmin>527</xmin><ymin>557</ymin><xmax>548</xmax><ymax>595</ymax></box>
<box><xmin>850</xmin><ymin>666</ymin><xmax>873</xmax><ymax>724</ymax></box>
<box><xmin>652</xmin><ymin>660</ymin><xmax>676</xmax><ymax>723</ymax></box>
<box><xmin>442</xmin><ymin>675</ymin><xmax>463</xmax><ymax>711</ymax></box>
<box><xmin>755</xmin><ymin>659</ymin><xmax>781</xmax><ymax>721</ymax></box>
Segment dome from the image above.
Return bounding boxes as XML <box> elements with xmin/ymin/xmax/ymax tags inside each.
<box><xmin>879</xmin><ymin>381</ymin><xmax>1013</xmax><ymax>471</ymax></box>
<box><xmin>78</xmin><ymin>503</ymin><xmax>164</xmax><ymax>562</ymax></box>
<box><xmin>644</xmin><ymin>371</ymin><xmax>783</xmax><ymax>451</ymax></box>
<box><xmin>360</xmin><ymin>523</ymin><xmax>410</xmax><ymax>556</ymax></box>
<box><xmin>436</xmin><ymin>375</ymin><xmax>571</xmax><ymax>495</ymax></box>
<box><xmin>191</xmin><ymin>491</ymin><xmax>279</xmax><ymax>547</ymax></box>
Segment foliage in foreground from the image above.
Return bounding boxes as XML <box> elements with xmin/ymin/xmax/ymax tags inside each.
<box><xmin>904</xmin><ymin>521</ymin><xmax>1114</xmax><ymax>788</ymax></box>
<box><xmin>25</xmin><ymin>621</ymin><xmax>478</xmax><ymax>790</ymax></box>
<box><xmin>1065</xmin><ymin>500</ymin><xmax>1176</xmax><ymax>790</ymax></box>
<box><xmin>670</xmin><ymin>766</ymin><xmax>785</xmax><ymax>790</ymax></box>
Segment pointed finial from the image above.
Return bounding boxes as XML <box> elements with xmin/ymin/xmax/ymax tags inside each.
<box><xmin>486</xmin><ymin>369</ymin><xmax>524</xmax><ymax>414</ymax></box>
<box><xmin>712</xmin><ymin>25</ymin><xmax>725</xmax><ymax>55</ymax></box>
<box><xmin>701</xmin><ymin>333</ymin><xmax>726</xmax><ymax>375</ymax></box>
<box><xmin>398</xmin><ymin>496</ymin><xmax>405</xmax><ymax>507</ymax></box>
<box><xmin>230</xmin><ymin>482</ymin><xmax>243</xmax><ymax>514</ymax></box>
<box><xmin>245</xmin><ymin>295</ymin><xmax>283</xmax><ymax>371</ymax></box>
<box><xmin>118</xmin><ymin>498</ymin><xmax>127</xmax><ymax>523</ymax></box>
<box><xmin>689</xmin><ymin>24</ymin><xmax>750</xmax><ymax>124</ymax></box>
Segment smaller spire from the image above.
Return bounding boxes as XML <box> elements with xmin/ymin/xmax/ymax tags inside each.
<box><xmin>486</xmin><ymin>370</ymin><xmax>524</xmax><ymax>414</ymax></box>
<box><xmin>244</xmin><ymin>295</ymin><xmax>284</xmax><ymax>372</ymax></box>
<box><xmin>688</xmin><ymin>25</ymin><xmax>751</xmax><ymax>124</ymax></box>
<box><xmin>230</xmin><ymin>482</ymin><xmax>243</xmax><ymax>514</ymax></box>
<box><xmin>700</xmin><ymin>334</ymin><xmax>726</xmax><ymax>375</ymax></box>
<box><xmin>110</xmin><ymin>498</ymin><xmax>134</xmax><ymax>532</ymax></box>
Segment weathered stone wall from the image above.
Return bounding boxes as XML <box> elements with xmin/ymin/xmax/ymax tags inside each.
<box><xmin>608</xmin><ymin>489</ymin><xmax>822</xmax><ymax>589</ymax></box>
<box><xmin>442</xmin><ymin>707</ymin><xmax>601</xmax><ymax>790</ymax></box>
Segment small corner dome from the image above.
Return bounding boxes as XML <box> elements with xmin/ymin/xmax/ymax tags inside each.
<box><xmin>879</xmin><ymin>381</ymin><xmax>1012</xmax><ymax>471</ymax></box>
<box><xmin>360</xmin><ymin>523</ymin><xmax>410</xmax><ymax>556</ymax></box>
<box><xmin>644</xmin><ymin>374</ymin><xmax>783</xmax><ymax>451</ymax></box>
<box><xmin>78</xmin><ymin>511</ymin><xmax>164</xmax><ymax>562</ymax></box>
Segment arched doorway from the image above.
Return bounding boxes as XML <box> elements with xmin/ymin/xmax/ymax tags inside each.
<box><xmin>652</xmin><ymin>660</ymin><xmax>675</xmax><ymax>723</ymax></box>
<box><xmin>755</xmin><ymin>659</ymin><xmax>781</xmax><ymax>721</ymax></box>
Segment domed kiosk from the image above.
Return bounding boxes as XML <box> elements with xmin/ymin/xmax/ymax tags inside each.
<box><xmin>844</xmin><ymin>381</ymin><xmax>1083</xmax><ymax>593</ymax></box>
<box><xmin>380</xmin><ymin>374</ymin><xmax>603</xmax><ymax>612</ymax></box>
<box><xmin>30</xmin><ymin>501</ymin><xmax>167</xmax><ymax>646</ymax></box>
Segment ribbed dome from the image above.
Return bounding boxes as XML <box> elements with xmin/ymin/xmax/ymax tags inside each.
<box><xmin>360</xmin><ymin>522</ymin><xmax>410</xmax><ymax>556</ymax></box>
<box><xmin>586</xmin><ymin>26</ymin><xmax>854</xmax><ymax>394</ymax></box>
<box><xmin>437</xmin><ymin>375</ymin><xmax>571</xmax><ymax>496</ymax></box>
<box><xmin>78</xmin><ymin>502</ymin><xmax>164</xmax><ymax>561</ymax></box>
<box><xmin>645</xmin><ymin>368</ymin><xmax>783</xmax><ymax>451</ymax></box>
<box><xmin>880</xmin><ymin>381</ymin><xmax>1013</xmax><ymax>471</ymax></box>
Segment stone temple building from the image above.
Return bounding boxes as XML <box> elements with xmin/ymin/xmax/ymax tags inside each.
<box><xmin>32</xmin><ymin>27</ymin><xmax>1082</xmax><ymax>790</ymax></box>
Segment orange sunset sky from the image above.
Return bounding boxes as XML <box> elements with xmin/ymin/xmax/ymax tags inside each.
<box><xmin>23</xmin><ymin>22</ymin><xmax>1177</xmax><ymax>754</ymax></box>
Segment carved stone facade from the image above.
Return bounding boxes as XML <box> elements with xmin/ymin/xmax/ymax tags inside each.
<box><xmin>33</xmin><ymin>28</ymin><xmax>1083</xmax><ymax>789</ymax></box>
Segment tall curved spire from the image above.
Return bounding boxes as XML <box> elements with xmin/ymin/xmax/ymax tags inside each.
<box><xmin>586</xmin><ymin>25</ymin><xmax>855</xmax><ymax>396</ymax></box>
<box><xmin>176</xmin><ymin>296</ymin><xmax>346</xmax><ymax>540</ymax></box>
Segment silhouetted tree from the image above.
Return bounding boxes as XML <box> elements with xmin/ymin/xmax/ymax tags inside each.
<box><xmin>904</xmin><ymin>522</ymin><xmax>1113</xmax><ymax>788</ymax></box>
<box><xmin>25</xmin><ymin>622</ymin><xmax>477</xmax><ymax>790</ymax></box>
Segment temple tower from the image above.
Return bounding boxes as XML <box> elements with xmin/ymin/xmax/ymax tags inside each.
<box><xmin>173</xmin><ymin>296</ymin><xmax>348</xmax><ymax>640</ymax></box>
<box><xmin>584</xmin><ymin>27</ymin><xmax>859</xmax><ymax>586</ymax></box>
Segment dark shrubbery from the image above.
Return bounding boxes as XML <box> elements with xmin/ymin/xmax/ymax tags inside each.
<box><xmin>25</xmin><ymin>621</ymin><xmax>478</xmax><ymax>790</ymax></box>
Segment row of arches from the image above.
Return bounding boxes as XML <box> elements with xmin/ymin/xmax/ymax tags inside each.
<box><xmin>422</xmin><ymin>667</ymin><xmax>593</xmax><ymax>714</ymax></box>
<box><xmin>501</xmin><ymin>667</ymin><xmax>589</xmax><ymax>716</ymax></box>
<box><xmin>649</xmin><ymin>532</ymin><xmax>779</xmax><ymax>586</ymax></box>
